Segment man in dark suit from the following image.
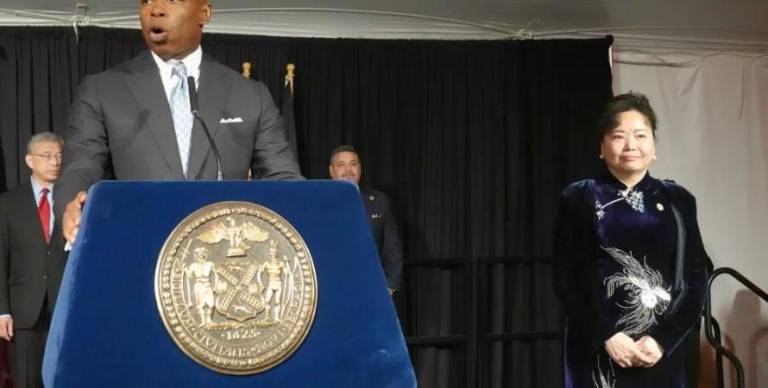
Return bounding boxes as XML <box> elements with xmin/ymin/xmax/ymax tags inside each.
<box><xmin>329</xmin><ymin>145</ymin><xmax>403</xmax><ymax>294</ymax></box>
<box><xmin>0</xmin><ymin>132</ymin><xmax>67</xmax><ymax>388</ymax></box>
<box><xmin>56</xmin><ymin>0</ymin><xmax>301</xmax><ymax>244</ymax></box>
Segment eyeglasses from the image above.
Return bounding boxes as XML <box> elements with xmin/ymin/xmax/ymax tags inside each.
<box><xmin>31</xmin><ymin>153</ymin><xmax>63</xmax><ymax>162</ymax></box>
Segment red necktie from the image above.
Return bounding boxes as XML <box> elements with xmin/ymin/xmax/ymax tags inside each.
<box><xmin>38</xmin><ymin>187</ymin><xmax>50</xmax><ymax>243</ymax></box>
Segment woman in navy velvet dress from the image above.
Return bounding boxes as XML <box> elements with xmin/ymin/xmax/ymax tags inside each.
<box><xmin>554</xmin><ymin>93</ymin><xmax>710</xmax><ymax>388</ymax></box>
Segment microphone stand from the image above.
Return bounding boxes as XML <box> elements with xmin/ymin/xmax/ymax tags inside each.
<box><xmin>187</xmin><ymin>76</ymin><xmax>223</xmax><ymax>181</ymax></box>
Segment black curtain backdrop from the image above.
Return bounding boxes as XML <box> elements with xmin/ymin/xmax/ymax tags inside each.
<box><xmin>0</xmin><ymin>26</ymin><xmax>612</xmax><ymax>388</ymax></box>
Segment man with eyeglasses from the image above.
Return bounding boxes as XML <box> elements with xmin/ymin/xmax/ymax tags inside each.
<box><xmin>0</xmin><ymin>132</ymin><xmax>67</xmax><ymax>388</ymax></box>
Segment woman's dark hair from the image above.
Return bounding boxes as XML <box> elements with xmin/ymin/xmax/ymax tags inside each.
<box><xmin>597</xmin><ymin>92</ymin><xmax>658</xmax><ymax>142</ymax></box>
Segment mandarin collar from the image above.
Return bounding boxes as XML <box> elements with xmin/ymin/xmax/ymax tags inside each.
<box><xmin>598</xmin><ymin>169</ymin><xmax>653</xmax><ymax>192</ymax></box>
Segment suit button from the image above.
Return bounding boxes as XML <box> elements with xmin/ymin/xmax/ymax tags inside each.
<box><xmin>42</xmin><ymin>275</ymin><xmax>48</xmax><ymax>280</ymax></box>
<box><xmin>47</xmin><ymin>251</ymin><xmax>51</xmax><ymax>255</ymax></box>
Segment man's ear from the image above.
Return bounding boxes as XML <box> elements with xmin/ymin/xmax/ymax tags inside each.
<box><xmin>24</xmin><ymin>154</ymin><xmax>34</xmax><ymax>170</ymax></box>
<box><xmin>199</xmin><ymin>3</ymin><xmax>213</xmax><ymax>27</ymax></box>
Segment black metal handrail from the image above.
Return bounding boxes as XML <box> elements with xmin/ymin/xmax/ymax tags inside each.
<box><xmin>704</xmin><ymin>267</ymin><xmax>768</xmax><ymax>388</ymax></box>
<box><xmin>707</xmin><ymin>316</ymin><xmax>724</xmax><ymax>388</ymax></box>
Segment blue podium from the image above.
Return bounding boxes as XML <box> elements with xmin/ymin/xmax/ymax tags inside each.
<box><xmin>43</xmin><ymin>181</ymin><xmax>415</xmax><ymax>387</ymax></box>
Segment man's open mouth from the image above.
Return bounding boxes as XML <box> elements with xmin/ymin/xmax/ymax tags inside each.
<box><xmin>148</xmin><ymin>26</ymin><xmax>168</xmax><ymax>42</ymax></box>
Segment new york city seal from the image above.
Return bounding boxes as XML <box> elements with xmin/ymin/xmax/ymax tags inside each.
<box><xmin>154</xmin><ymin>201</ymin><xmax>317</xmax><ymax>374</ymax></box>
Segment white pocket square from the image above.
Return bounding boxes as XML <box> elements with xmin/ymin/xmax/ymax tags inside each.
<box><xmin>219</xmin><ymin>117</ymin><xmax>243</xmax><ymax>124</ymax></box>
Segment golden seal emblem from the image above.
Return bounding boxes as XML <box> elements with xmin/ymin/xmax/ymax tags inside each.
<box><xmin>154</xmin><ymin>201</ymin><xmax>317</xmax><ymax>375</ymax></box>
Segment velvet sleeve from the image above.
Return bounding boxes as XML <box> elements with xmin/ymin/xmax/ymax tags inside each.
<box><xmin>553</xmin><ymin>182</ymin><xmax>614</xmax><ymax>350</ymax></box>
<box><xmin>649</xmin><ymin>188</ymin><xmax>710</xmax><ymax>355</ymax></box>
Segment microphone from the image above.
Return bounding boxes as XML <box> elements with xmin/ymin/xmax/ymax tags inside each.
<box><xmin>187</xmin><ymin>76</ymin><xmax>223</xmax><ymax>181</ymax></box>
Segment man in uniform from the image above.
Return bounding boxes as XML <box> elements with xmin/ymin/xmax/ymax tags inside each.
<box><xmin>328</xmin><ymin>145</ymin><xmax>403</xmax><ymax>295</ymax></box>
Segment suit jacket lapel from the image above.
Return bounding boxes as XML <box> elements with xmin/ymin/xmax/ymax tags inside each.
<box><xmin>187</xmin><ymin>55</ymin><xmax>231</xmax><ymax>180</ymax></box>
<box><xmin>48</xmin><ymin>223</ymin><xmax>60</xmax><ymax>249</ymax></box>
<box><xmin>19</xmin><ymin>185</ymin><xmax>48</xmax><ymax>247</ymax></box>
<box><xmin>360</xmin><ymin>188</ymin><xmax>373</xmax><ymax>213</ymax></box>
<box><xmin>125</xmin><ymin>51</ymin><xmax>184</xmax><ymax>179</ymax></box>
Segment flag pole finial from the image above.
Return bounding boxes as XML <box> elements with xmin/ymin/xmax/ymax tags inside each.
<box><xmin>285</xmin><ymin>63</ymin><xmax>295</xmax><ymax>96</ymax></box>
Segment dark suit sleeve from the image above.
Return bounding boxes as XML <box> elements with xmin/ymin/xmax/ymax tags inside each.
<box><xmin>379</xmin><ymin>194</ymin><xmax>404</xmax><ymax>291</ymax></box>
<box><xmin>54</xmin><ymin>75</ymin><xmax>111</xmax><ymax>218</ymax></box>
<box><xmin>249</xmin><ymin>82</ymin><xmax>302</xmax><ymax>180</ymax></box>
<box><xmin>553</xmin><ymin>183</ymin><xmax>614</xmax><ymax>350</ymax></box>
<box><xmin>650</xmin><ymin>189</ymin><xmax>710</xmax><ymax>355</ymax></box>
<box><xmin>0</xmin><ymin>195</ymin><xmax>9</xmax><ymax>314</ymax></box>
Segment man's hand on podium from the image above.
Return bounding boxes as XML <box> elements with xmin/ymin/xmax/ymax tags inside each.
<box><xmin>63</xmin><ymin>191</ymin><xmax>88</xmax><ymax>245</ymax></box>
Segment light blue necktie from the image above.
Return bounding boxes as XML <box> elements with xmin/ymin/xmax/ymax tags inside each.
<box><xmin>170</xmin><ymin>62</ymin><xmax>193</xmax><ymax>177</ymax></box>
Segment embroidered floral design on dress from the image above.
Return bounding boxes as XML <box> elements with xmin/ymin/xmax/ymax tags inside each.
<box><xmin>595</xmin><ymin>187</ymin><xmax>646</xmax><ymax>220</ymax></box>
<box><xmin>592</xmin><ymin>355</ymin><xmax>615</xmax><ymax>388</ymax></box>
<box><xmin>602</xmin><ymin>246</ymin><xmax>671</xmax><ymax>336</ymax></box>
<box><xmin>595</xmin><ymin>201</ymin><xmax>606</xmax><ymax>220</ymax></box>
<box><xmin>619</xmin><ymin>188</ymin><xmax>645</xmax><ymax>213</ymax></box>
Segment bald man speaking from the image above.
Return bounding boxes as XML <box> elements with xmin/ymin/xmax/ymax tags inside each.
<box><xmin>56</xmin><ymin>0</ymin><xmax>302</xmax><ymax>244</ymax></box>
